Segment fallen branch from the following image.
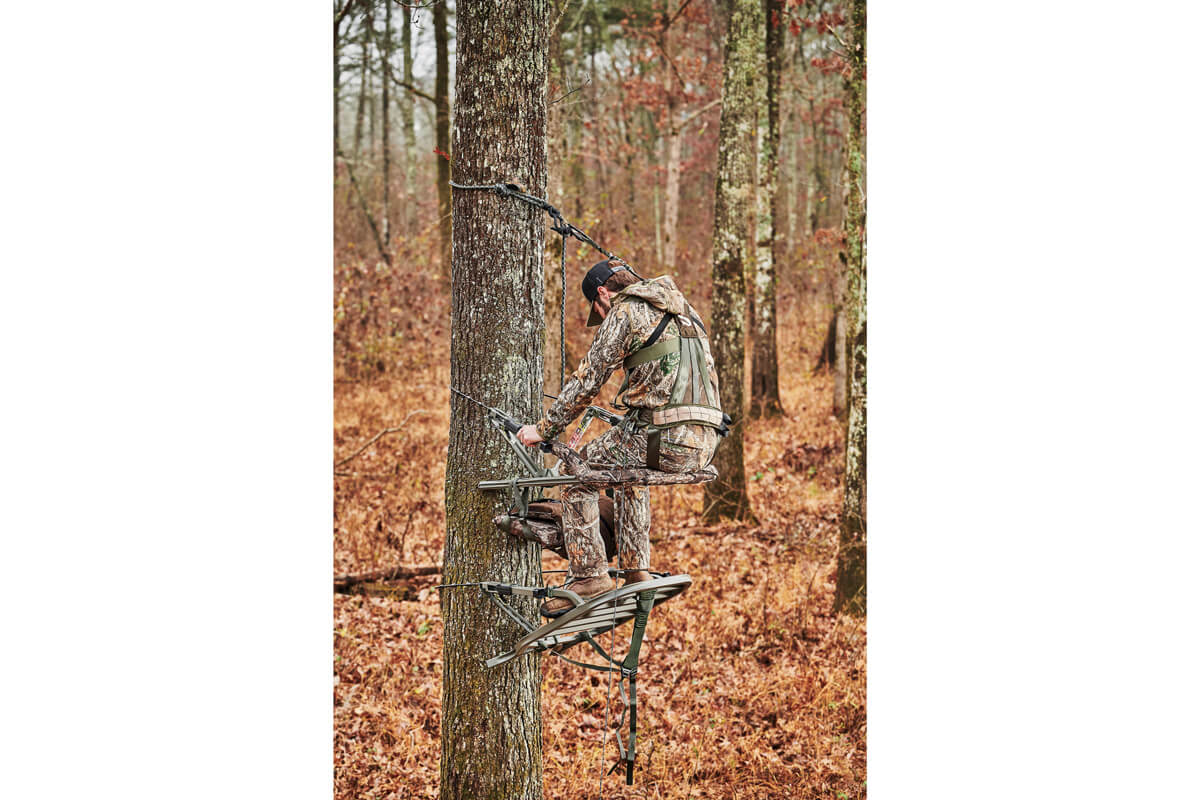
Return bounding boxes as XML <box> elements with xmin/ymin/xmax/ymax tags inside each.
<box><xmin>334</xmin><ymin>564</ymin><xmax>442</xmax><ymax>592</ymax></box>
<box><xmin>335</xmin><ymin>409</ymin><xmax>429</xmax><ymax>467</ymax></box>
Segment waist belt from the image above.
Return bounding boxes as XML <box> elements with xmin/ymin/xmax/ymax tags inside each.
<box><xmin>628</xmin><ymin>407</ymin><xmax>725</xmax><ymax>471</ymax></box>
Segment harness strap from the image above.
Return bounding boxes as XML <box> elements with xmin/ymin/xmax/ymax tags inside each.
<box><xmin>624</xmin><ymin>336</ymin><xmax>679</xmax><ymax>369</ymax></box>
<box><xmin>646</xmin><ymin>429</ymin><xmax>662</xmax><ymax>471</ymax></box>
<box><xmin>643</xmin><ymin>311</ymin><xmax>674</xmax><ymax>349</ymax></box>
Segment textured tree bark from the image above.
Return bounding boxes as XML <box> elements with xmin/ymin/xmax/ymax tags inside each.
<box><xmin>835</xmin><ymin>0</ymin><xmax>866</xmax><ymax>617</ymax></box>
<box><xmin>703</xmin><ymin>0</ymin><xmax>761</xmax><ymax>524</ymax></box>
<box><xmin>750</xmin><ymin>0</ymin><xmax>784</xmax><ymax>418</ymax></box>
<box><xmin>441</xmin><ymin>1</ymin><xmax>549</xmax><ymax>797</ymax></box>
<box><xmin>434</xmin><ymin>0</ymin><xmax>452</xmax><ymax>279</ymax></box>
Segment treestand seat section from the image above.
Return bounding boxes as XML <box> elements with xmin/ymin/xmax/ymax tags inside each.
<box><xmin>546</xmin><ymin>440</ymin><xmax>717</xmax><ymax>487</ymax></box>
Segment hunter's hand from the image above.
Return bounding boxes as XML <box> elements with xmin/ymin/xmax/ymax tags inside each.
<box><xmin>516</xmin><ymin>425</ymin><xmax>544</xmax><ymax>447</ymax></box>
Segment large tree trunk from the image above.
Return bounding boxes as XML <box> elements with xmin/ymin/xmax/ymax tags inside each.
<box><xmin>835</xmin><ymin>0</ymin><xmax>866</xmax><ymax>617</ymax></box>
<box><xmin>434</xmin><ymin>0</ymin><xmax>452</xmax><ymax>279</ymax></box>
<box><xmin>750</xmin><ymin>0</ymin><xmax>784</xmax><ymax>418</ymax></box>
<box><xmin>441</xmin><ymin>1</ymin><xmax>549</xmax><ymax>797</ymax></box>
<box><xmin>703</xmin><ymin>0</ymin><xmax>761</xmax><ymax>524</ymax></box>
<box><xmin>401</xmin><ymin>5</ymin><xmax>415</xmax><ymax>235</ymax></box>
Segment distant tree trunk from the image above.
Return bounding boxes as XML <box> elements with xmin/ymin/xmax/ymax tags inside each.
<box><xmin>434</xmin><ymin>0</ymin><xmax>453</xmax><ymax>278</ymax></box>
<box><xmin>750</xmin><ymin>0</ymin><xmax>784</xmax><ymax>418</ymax></box>
<box><xmin>401</xmin><ymin>5</ymin><xmax>415</xmax><ymax>235</ymax></box>
<box><xmin>662</xmin><ymin>0</ymin><xmax>681</xmax><ymax>270</ymax></box>
<box><xmin>833</xmin><ymin>264</ymin><xmax>847</xmax><ymax>419</ymax></box>
<box><xmin>380</xmin><ymin>0</ymin><xmax>392</xmax><ymax>248</ymax></box>
<box><xmin>703</xmin><ymin>0</ymin><xmax>761</xmax><ymax>524</ymax></box>
<box><xmin>835</xmin><ymin>0</ymin><xmax>866</xmax><ymax>617</ymax></box>
<box><xmin>663</xmin><ymin>128</ymin><xmax>682</xmax><ymax>268</ymax></box>
<box><xmin>653</xmin><ymin>161</ymin><xmax>663</xmax><ymax>265</ymax></box>
<box><xmin>442</xmin><ymin>1</ymin><xmax>548</xmax><ymax>798</ymax></box>
<box><xmin>808</xmin><ymin>95</ymin><xmax>824</xmax><ymax>232</ymax></box>
<box><xmin>337</xmin><ymin>142</ymin><xmax>391</xmax><ymax>266</ymax></box>
<box><xmin>334</xmin><ymin>2</ymin><xmax>349</xmax><ymax>157</ymax></box>
<box><xmin>354</xmin><ymin>3</ymin><xmax>372</xmax><ymax>158</ymax></box>
<box><xmin>545</xmin><ymin>1</ymin><xmax>568</xmax><ymax>393</ymax></box>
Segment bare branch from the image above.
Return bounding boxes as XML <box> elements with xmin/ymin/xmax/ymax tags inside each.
<box><xmin>676</xmin><ymin>98</ymin><xmax>721</xmax><ymax>132</ymax></box>
<box><xmin>334</xmin><ymin>409</ymin><xmax>430</xmax><ymax>467</ymax></box>
<box><xmin>550</xmin><ymin>73</ymin><xmax>591</xmax><ymax>105</ymax></box>
<box><xmin>390</xmin><ymin>0</ymin><xmax>443</xmax><ymax>9</ymax></box>
<box><xmin>335</xmin><ymin>145</ymin><xmax>392</xmax><ymax>265</ymax></box>
<box><xmin>334</xmin><ymin>564</ymin><xmax>442</xmax><ymax>591</ymax></box>
<box><xmin>392</xmin><ymin>74</ymin><xmax>437</xmax><ymax>105</ymax></box>
<box><xmin>334</xmin><ymin>0</ymin><xmax>359</xmax><ymax>33</ymax></box>
<box><xmin>666</xmin><ymin>0</ymin><xmax>696</xmax><ymax>30</ymax></box>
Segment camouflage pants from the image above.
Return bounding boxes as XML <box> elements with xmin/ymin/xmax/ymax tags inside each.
<box><xmin>562</xmin><ymin>421</ymin><xmax>718</xmax><ymax>578</ymax></box>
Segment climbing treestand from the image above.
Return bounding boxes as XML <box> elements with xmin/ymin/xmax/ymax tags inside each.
<box><xmin>440</xmin><ymin>182</ymin><xmax>722</xmax><ymax>788</ymax></box>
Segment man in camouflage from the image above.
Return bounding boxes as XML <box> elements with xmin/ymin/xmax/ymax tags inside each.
<box><xmin>516</xmin><ymin>260</ymin><xmax>722</xmax><ymax>616</ymax></box>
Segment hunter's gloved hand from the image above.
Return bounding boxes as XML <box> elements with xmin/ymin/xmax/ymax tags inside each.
<box><xmin>516</xmin><ymin>425</ymin><xmax>544</xmax><ymax>447</ymax></box>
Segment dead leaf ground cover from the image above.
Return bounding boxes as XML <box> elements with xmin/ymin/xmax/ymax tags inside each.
<box><xmin>334</xmin><ymin>284</ymin><xmax>865</xmax><ymax>799</ymax></box>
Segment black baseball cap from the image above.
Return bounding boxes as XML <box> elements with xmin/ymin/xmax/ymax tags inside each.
<box><xmin>582</xmin><ymin>260</ymin><xmax>624</xmax><ymax>327</ymax></box>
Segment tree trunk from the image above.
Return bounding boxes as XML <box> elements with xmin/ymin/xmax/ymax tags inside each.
<box><xmin>662</xmin><ymin>0</ymin><xmax>681</xmax><ymax>270</ymax></box>
<box><xmin>380</xmin><ymin>0</ymin><xmax>392</xmax><ymax>248</ymax></box>
<box><xmin>434</xmin><ymin>0</ymin><xmax>453</xmax><ymax>279</ymax></box>
<box><xmin>835</xmin><ymin>0</ymin><xmax>866</xmax><ymax>617</ymax></box>
<box><xmin>354</xmin><ymin>3</ymin><xmax>372</xmax><ymax>158</ymax></box>
<box><xmin>334</xmin><ymin>3</ymin><xmax>347</xmax><ymax>157</ymax></box>
<box><xmin>401</xmin><ymin>5</ymin><xmax>415</xmax><ymax>235</ymax></box>
<box><xmin>442</xmin><ymin>1</ymin><xmax>549</xmax><ymax>797</ymax></box>
<box><xmin>750</xmin><ymin>0</ymin><xmax>784</xmax><ymax>418</ymax></box>
<box><xmin>703</xmin><ymin>0</ymin><xmax>761</xmax><ymax>524</ymax></box>
<box><xmin>833</xmin><ymin>262</ymin><xmax>847</xmax><ymax>419</ymax></box>
<box><xmin>663</xmin><ymin>118</ymin><xmax>682</xmax><ymax>269</ymax></box>
<box><xmin>808</xmin><ymin>95</ymin><xmax>824</xmax><ymax>232</ymax></box>
<box><xmin>545</xmin><ymin>1</ymin><xmax>567</xmax><ymax>394</ymax></box>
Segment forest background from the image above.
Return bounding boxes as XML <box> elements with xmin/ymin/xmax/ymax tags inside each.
<box><xmin>7</xmin><ymin>3</ymin><xmax>1199</xmax><ymax>800</ymax></box>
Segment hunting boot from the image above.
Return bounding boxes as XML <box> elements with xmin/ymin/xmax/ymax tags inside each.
<box><xmin>623</xmin><ymin>569</ymin><xmax>653</xmax><ymax>586</ymax></box>
<box><xmin>540</xmin><ymin>574</ymin><xmax>616</xmax><ymax>618</ymax></box>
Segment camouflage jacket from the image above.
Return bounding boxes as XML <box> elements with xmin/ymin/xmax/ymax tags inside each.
<box><xmin>536</xmin><ymin>276</ymin><xmax>720</xmax><ymax>440</ymax></box>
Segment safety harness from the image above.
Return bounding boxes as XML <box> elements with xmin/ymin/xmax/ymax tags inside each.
<box><xmin>613</xmin><ymin>292</ymin><xmax>730</xmax><ymax>469</ymax></box>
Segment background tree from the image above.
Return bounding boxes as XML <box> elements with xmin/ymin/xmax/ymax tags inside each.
<box><xmin>750</xmin><ymin>0</ymin><xmax>784</xmax><ymax>418</ymax></box>
<box><xmin>703</xmin><ymin>0</ymin><xmax>762</xmax><ymax>523</ymax></box>
<box><xmin>434</xmin><ymin>0</ymin><xmax>453</xmax><ymax>278</ymax></box>
<box><xmin>835</xmin><ymin>0</ymin><xmax>866</xmax><ymax>616</ymax></box>
<box><xmin>380</xmin><ymin>0</ymin><xmax>393</xmax><ymax>247</ymax></box>
<box><xmin>400</xmin><ymin>3</ymin><xmax>416</xmax><ymax>235</ymax></box>
<box><xmin>440</xmin><ymin>0</ymin><xmax>548</xmax><ymax>797</ymax></box>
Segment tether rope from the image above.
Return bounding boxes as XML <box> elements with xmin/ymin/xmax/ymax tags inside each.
<box><xmin>449</xmin><ymin>179</ymin><xmax>650</xmax><ymax>400</ymax></box>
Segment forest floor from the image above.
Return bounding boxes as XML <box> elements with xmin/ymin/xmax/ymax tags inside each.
<box><xmin>334</xmin><ymin>284</ymin><xmax>865</xmax><ymax>800</ymax></box>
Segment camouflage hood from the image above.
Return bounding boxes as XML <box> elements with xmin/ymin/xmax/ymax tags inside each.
<box><xmin>614</xmin><ymin>276</ymin><xmax>688</xmax><ymax>317</ymax></box>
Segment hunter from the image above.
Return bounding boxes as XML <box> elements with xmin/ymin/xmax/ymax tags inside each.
<box><xmin>516</xmin><ymin>259</ymin><xmax>725</xmax><ymax>617</ymax></box>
